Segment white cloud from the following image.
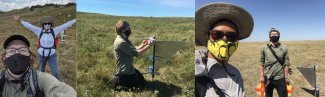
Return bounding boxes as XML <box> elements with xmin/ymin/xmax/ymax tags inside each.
<box><xmin>0</xmin><ymin>0</ymin><xmax>75</xmax><ymax>11</ymax></box>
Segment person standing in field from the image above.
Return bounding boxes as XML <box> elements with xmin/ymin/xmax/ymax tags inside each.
<box><xmin>111</xmin><ymin>20</ymin><xmax>154</xmax><ymax>89</ymax></box>
<box><xmin>260</xmin><ymin>28</ymin><xmax>290</xmax><ymax>97</ymax></box>
<box><xmin>195</xmin><ymin>3</ymin><xmax>254</xmax><ymax>97</ymax></box>
<box><xmin>14</xmin><ymin>15</ymin><xmax>76</xmax><ymax>80</ymax></box>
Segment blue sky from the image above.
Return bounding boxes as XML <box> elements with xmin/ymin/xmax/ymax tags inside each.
<box><xmin>77</xmin><ymin>0</ymin><xmax>194</xmax><ymax>17</ymax></box>
<box><xmin>197</xmin><ymin>0</ymin><xmax>325</xmax><ymax>41</ymax></box>
<box><xmin>75</xmin><ymin>0</ymin><xmax>325</xmax><ymax>41</ymax></box>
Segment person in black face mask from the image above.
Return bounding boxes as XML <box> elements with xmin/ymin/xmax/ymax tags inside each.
<box><xmin>111</xmin><ymin>20</ymin><xmax>154</xmax><ymax>90</ymax></box>
<box><xmin>2</xmin><ymin>35</ymin><xmax>33</xmax><ymax>78</ymax></box>
<box><xmin>0</xmin><ymin>35</ymin><xmax>76</xmax><ymax>97</ymax></box>
<box><xmin>269</xmin><ymin>28</ymin><xmax>280</xmax><ymax>43</ymax></box>
<box><xmin>259</xmin><ymin>28</ymin><xmax>291</xmax><ymax>97</ymax></box>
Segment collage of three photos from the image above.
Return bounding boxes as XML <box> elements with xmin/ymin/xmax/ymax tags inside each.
<box><xmin>0</xmin><ymin>0</ymin><xmax>324</xmax><ymax>97</ymax></box>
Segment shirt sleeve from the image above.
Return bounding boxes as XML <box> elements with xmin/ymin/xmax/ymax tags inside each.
<box><xmin>38</xmin><ymin>72</ymin><xmax>76</xmax><ymax>97</ymax></box>
<box><xmin>118</xmin><ymin>42</ymin><xmax>138</xmax><ymax>57</ymax></box>
<box><xmin>195</xmin><ymin>50</ymin><xmax>208</xmax><ymax>76</ymax></box>
<box><xmin>260</xmin><ymin>46</ymin><xmax>266</xmax><ymax>65</ymax></box>
<box><xmin>53</xmin><ymin>19</ymin><xmax>76</xmax><ymax>37</ymax></box>
<box><xmin>20</xmin><ymin>20</ymin><xmax>42</xmax><ymax>36</ymax></box>
<box><xmin>284</xmin><ymin>47</ymin><xmax>290</xmax><ymax>66</ymax></box>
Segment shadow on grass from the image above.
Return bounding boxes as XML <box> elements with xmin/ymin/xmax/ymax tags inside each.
<box><xmin>145</xmin><ymin>80</ymin><xmax>182</xmax><ymax>97</ymax></box>
<box><xmin>301</xmin><ymin>87</ymin><xmax>319</xmax><ymax>97</ymax></box>
<box><xmin>101</xmin><ymin>77</ymin><xmax>182</xmax><ymax>97</ymax></box>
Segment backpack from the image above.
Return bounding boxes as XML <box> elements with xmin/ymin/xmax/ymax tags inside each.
<box><xmin>0</xmin><ymin>69</ymin><xmax>45</xmax><ymax>97</ymax></box>
<box><xmin>38</xmin><ymin>28</ymin><xmax>59</xmax><ymax>49</ymax></box>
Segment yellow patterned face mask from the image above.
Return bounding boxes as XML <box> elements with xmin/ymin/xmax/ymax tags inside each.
<box><xmin>207</xmin><ymin>40</ymin><xmax>239</xmax><ymax>60</ymax></box>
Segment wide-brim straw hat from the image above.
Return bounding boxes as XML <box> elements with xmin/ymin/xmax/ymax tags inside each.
<box><xmin>39</xmin><ymin>16</ymin><xmax>55</xmax><ymax>25</ymax></box>
<box><xmin>195</xmin><ymin>3</ymin><xmax>254</xmax><ymax>46</ymax></box>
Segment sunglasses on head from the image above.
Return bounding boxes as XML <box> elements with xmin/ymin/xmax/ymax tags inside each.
<box><xmin>209</xmin><ymin>30</ymin><xmax>238</xmax><ymax>42</ymax></box>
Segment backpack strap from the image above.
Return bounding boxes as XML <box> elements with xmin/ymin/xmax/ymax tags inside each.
<box><xmin>266</xmin><ymin>44</ymin><xmax>286</xmax><ymax>82</ymax></box>
<box><xmin>267</xmin><ymin>44</ymin><xmax>284</xmax><ymax>66</ymax></box>
<box><xmin>30</xmin><ymin>70</ymin><xmax>45</xmax><ymax>97</ymax></box>
<box><xmin>39</xmin><ymin>29</ymin><xmax>44</xmax><ymax>39</ymax></box>
<box><xmin>0</xmin><ymin>70</ymin><xmax>6</xmax><ymax>97</ymax></box>
<box><xmin>207</xmin><ymin>77</ymin><xmax>224</xmax><ymax>96</ymax></box>
<box><xmin>50</xmin><ymin>28</ymin><xmax>57</xmax><ymax>49</ymax></box>
<box><xmin>39</xmin><ymin>28</ymin><xmax>56</xmax><ymax>49</ymax></box>
<box><xmin>195</xmin><ymin>75</ymin><xmax>225</xmax><ymax>97</ymax></box>
<box><xmin>38</xmin><ymin>29</ymin><xmax>44</xmax><ymax>49</ymax></box>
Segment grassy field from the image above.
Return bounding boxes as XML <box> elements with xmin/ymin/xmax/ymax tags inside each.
<box><xmin>0</xmin><ymin>5</ymin><xmax>76</xmax><ymax>88</ymax></box>
<box><xmin>229</xmin><ymin>41</ymin><xmax>325</xmax><ymax>97</ymax></box>
<box><xmin>76</xmin><ymin>12</ymin><xmax>195</xmax><ymax>97</ymax></box>
<box><xmin>75</xmin><ymin>12</ymin><xmax>325</xmax><ymax>97</ymax></box>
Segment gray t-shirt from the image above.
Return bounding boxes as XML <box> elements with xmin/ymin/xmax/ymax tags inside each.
<box><xmin>205</xmin><ymin>58</ymin><xmax>245</xmax><ymax>97</ymax></box>
<box><xmin>195</xmin><ymin>49</ymin><xmax>245</xmax><ymax>97</ymax></box>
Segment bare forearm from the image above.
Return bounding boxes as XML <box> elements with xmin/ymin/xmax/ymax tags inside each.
<box><xmin>137</xmin><ymin>44</ymin><xmax>146</xmax><ymax>50</ymax></box>
<box><xmin>260</xmin><ymin>64</ymin><xmax>264</xmax><ymax>77</ymax></box>
<box><xmin>284</xmin><ymin>66</ymin><xmax>289</xmax><ymax>78</ymax></box>
<box><xmin>137</xmin><ymin>45</ymin><xmax>151</xmax><ymax>55</ymax></box>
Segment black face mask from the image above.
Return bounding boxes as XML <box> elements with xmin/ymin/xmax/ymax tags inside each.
<box><xmin>124</xmin><ymin>30</ymin><xmax>131</xmax><ymax>37</ymax></box>
<box><xmin>4</xmin><ymin>54</ymin><xmax>31</xmax><ymax>75</ymax></box>
<box><xmin>270</xmin><ymin>36</ymin><xmax>279</xmax><ymax>42</ymax></box>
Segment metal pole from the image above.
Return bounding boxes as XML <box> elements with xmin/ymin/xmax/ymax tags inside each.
<box><xmin>314</xmin><ymin>65</ymin><xmax>316</xmax><ymax>97</ymax></box>
<box><xmin>152</xmin><ymin>44</ymin><xmax>156</xmax><ymax>80</ymax></box>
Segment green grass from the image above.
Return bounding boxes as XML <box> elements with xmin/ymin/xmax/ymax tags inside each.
<box><xmin>76</xmin><ymin>12</ymin><xmax>195</xmax><ymax>97</ymax></box>
<box><xmin>0</xmin><ymin>5</ymin><xmax>76</xmax><ymax>88</ymax></box>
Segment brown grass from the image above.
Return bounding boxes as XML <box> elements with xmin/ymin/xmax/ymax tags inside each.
<box><xmin>228</xmin><ymin>40</ymin><xmax>325</xmax><ymax>97</ymax></box>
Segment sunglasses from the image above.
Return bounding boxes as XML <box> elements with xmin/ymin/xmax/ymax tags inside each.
<box><xmin>209</xmin><ymin>30</ymin><xmax>238</xmax><ymax>42</ymax></box>
<box><xmin>43</xmin><ymin>23</ymin><xmax>52</xmax><ymax>25</ymax></box>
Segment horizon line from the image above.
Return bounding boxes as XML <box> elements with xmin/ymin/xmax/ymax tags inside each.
<box><xmin>77</xmin><ymin>11</ymin><xmax>194</xmax><ymax>18</ymax></box>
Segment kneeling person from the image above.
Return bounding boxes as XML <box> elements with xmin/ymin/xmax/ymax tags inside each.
<box><xmin>111</xmin><ymin>20</ymin><xmax>153</xmax><ymax>89</ymax></box>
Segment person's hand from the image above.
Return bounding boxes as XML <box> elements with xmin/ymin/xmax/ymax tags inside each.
<box><xmin>288</xmin><ymin>67</ymin><xmax>293</xmax><ymax>75</ymax></box>
<box><xmin>147</xmin><ymin>39</ymin><xmax>155</xmax><ymax>46</ymax></box>
<box><xmin>285</xmin><ymin>78</ymin><xmax>290</xmax><ymax>83</ymax></box>
<box><xmin>13</xmin><ymin>15</ymin><xmax>20</xmax><ymax>21</ymax></box>
<box><xmin>141</xmin><ymin>40</ymin><xmax>149</xmax><ymax>46</ymax></box>
<box><xmin>260</xmin><ymin>76</ymin><xmax>265</xmax><ymax>82</ymax></box>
